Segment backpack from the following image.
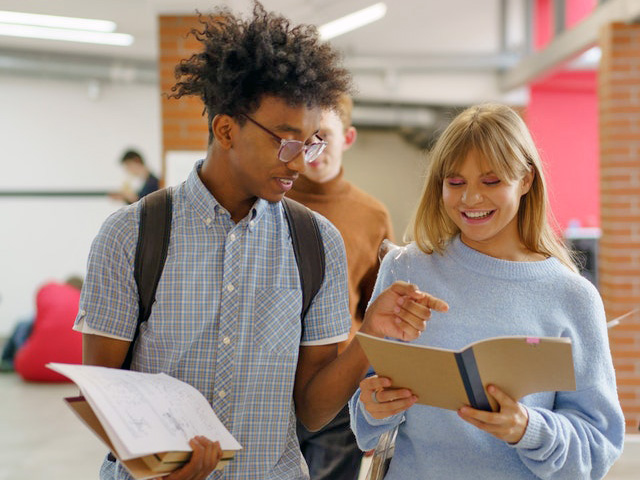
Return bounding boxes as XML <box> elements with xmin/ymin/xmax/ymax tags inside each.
<box><xmin>121</xmin><ymin>188</ymin><xmax>325</xmax><ymax>369</ymax></box>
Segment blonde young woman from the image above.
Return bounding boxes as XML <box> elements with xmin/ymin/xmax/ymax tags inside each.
<box><xmin>349</xmin><ymin>104</ymin><xmax>624</xmax><ymax>479</ymax></box>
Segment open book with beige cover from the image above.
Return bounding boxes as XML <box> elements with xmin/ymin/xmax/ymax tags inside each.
<box><xmin>47</xmin><ymin>363</ymin><xmax>242</xmax><ymax>479</ymax></box>
<box><xmin>356</xmin><ymin>332</ymin><xmax>576</xmax><ymax>412</ymax></box>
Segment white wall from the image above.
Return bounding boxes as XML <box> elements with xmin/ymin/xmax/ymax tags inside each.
<box><xmin>0</xmin><ymin>74</ymin><xmax>162</xmax><ymax>335</ymax></box>
<box><xmin>0</xmin><ymin>75</ymin><xmax>162</xmax><ymax>190</ymax></box>
<box><xmin>343</xmin><ymin>129</ymin><xmax>427</xmax><ymax>241</ymax></box>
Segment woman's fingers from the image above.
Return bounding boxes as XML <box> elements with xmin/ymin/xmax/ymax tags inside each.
<box><xmin>457</xmin><ymin>386</ymin><xmax>528</xmax><ymax>444</ymax></box>
<box><xmin>360</xmin><ymin>375</ymin><xmax>417</xmax><ymax>419</ymax></box>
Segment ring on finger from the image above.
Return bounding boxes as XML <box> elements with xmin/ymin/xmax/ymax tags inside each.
<box><xmin>372</xmin><ymin>390</ymin><xmax>381</xmax><ymax>404</ymax></box>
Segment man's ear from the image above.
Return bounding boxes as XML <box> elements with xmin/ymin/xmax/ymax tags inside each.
<box><xmin>212</xmin><ymin>114</ymin><xmax>234</xmax><ymax>149</ymax></box>
<box><xmin>343</xmin><ymin>126</ymin><xmax>357</xmax><ymax>151</ymax></box>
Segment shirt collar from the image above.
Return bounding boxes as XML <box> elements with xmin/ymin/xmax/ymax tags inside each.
<box><xmin>185</xmin><ymin>159</ymin><xmax>268</xmax><ymax>229</ymax></box>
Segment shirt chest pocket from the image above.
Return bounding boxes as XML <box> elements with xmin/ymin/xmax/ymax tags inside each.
<box><xmin>253</xmin><ymin>288</ymin><xmax>302</xmax><ymax>355</ymax></box>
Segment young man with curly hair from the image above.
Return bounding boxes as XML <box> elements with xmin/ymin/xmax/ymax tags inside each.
<box><xmin>75</xmin><ymin>3</ymin><xmax>446</xmax><ymax>479</ymax></box>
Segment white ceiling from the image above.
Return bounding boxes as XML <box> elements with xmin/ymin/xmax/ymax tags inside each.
<box><xmin>0</xmin><ymin>0</ymin><xmax>531</xmax><ymax>109</ymax></box>
<box><xmin>0</xmin><ymin>0</ymin><xmax>525</xmax><ymax>61</ymax></box>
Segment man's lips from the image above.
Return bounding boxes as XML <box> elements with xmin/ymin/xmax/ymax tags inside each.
<box><xmin>276</xmin><ymin>177</ymin><xmax>296</xmax><ymax>191</ymax></box>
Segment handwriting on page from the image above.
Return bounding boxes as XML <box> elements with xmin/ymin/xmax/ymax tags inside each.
<box><xmin>96</xmin><ymin>372</ymin><xmax>218</xmax><ymax>440</ymax></box>
<box><xmin>48</xmin><ymin>364</ymin><xmax>239</xmax><ymax>460</ymax></box>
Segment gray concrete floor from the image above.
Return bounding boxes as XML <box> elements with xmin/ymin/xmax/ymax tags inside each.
<box><xmin>1</xmin><ymin>371</ymin><xmax>638</xmax><ymax>480</ymax></box>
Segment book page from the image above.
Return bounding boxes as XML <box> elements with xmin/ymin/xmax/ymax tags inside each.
<box><xmin>65</xmin><ymin>397</ymin><xmax>170</xmax><ymax>479</ymax></box>
<box><xmin>356</xmin><ymin>333</ymin><xmax>469</xmax><ymax>411</ymax></box>
<box><xmin>48</xmin><ymin>363</ymin><xmax>241</xmax><ymax>460</ymax></box>
<box><xmin>471</xmin><ymin>336</ymin><xmax>576</xmax><ymax>411</ymax></box>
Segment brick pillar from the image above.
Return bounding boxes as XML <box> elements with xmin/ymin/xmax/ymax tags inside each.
<box><xmin>158</xmin><ymin>15</ymin><xmax>209</xmax><ymax>176</ymax></box>
<box><xmin>599</xmin><ymin>22</ymin><xmax>640</xmax><ymax>431</ymax></box>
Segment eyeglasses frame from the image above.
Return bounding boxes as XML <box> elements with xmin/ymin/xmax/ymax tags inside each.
<box><xmin>240</xmin><ymin>114</ymin><xmax>327</xmax><ymax>164</ymax></box>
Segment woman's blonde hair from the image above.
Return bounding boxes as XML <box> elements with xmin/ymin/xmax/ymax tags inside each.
<box><xmin>409</xmin><ymin>103</ymin><xmax>577</xmax><ymax>272</ymax></box>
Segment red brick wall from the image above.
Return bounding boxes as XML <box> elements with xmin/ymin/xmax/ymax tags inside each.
<box><xmin>158</xmin><ymin>15</ymin><xmax>209</xmax><ymax>175</ymax></box>
<box><xmin>599</xmin><ymin>22</ymin><xmax>640</xmax><ymax>431</ymax></box>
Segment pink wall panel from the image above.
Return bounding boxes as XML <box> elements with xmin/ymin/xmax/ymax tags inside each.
<box><xmin>526</xmin><ymin>71</ymin><xmax>599</xmax><ymax>231</ymax></box>
<box><xmin>565</xmin><ymin>0</ymin><xmax>597</xmax><ymax>29</ymax></box>
<box><xmin>534</xmin><ymin>0</ymin><xmax>554</xmax><ymax>50</ymax></box>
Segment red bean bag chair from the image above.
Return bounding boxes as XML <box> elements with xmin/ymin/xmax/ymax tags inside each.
<box><xmin>14</xmin><ymin>281</ymin><xmax>82</xmax><ymax>382</ymax></box>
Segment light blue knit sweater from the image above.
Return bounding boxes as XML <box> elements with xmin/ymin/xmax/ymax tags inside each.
<box><xmin>350</xmin><ymin>236</ymin><xmax>624</xmax><ymax>479</ymax></box>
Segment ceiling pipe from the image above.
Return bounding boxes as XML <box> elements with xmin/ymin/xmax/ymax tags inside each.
<box><xmin>499</xmin><ymin>0</ymin><xmax>640</xmax><ymax>92</ymax></box>
<box><xmin>0</xmin><ymin>48</ymin><xmax>157</xmax><ymax>84</ymax></box>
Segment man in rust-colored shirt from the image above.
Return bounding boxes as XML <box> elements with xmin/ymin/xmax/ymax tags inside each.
<box><xmin>288</xmin><ymin>94</ymin><xmax>394</xmax><ymax>480</ymax></box>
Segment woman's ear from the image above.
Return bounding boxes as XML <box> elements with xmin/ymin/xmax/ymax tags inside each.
<box><xmin>212</xmin><ymin>114</ymin><xmax>234</xmax><ymax>149</ymax></box>
<box><xmin>520</xmin><ymin>168</ymin><xmax>535</xmax><ymax>196</ymax></box>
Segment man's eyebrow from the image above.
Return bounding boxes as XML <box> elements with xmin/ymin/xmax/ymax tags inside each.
<box><xmin>273</xmin><ymin>123</ymin><xmax>301</xmax><ymax>134</ymax></box>
<box><xmin>273</xmin><ymin>123</ymin><xmax>320</xmax><ymax>139</ymax></box>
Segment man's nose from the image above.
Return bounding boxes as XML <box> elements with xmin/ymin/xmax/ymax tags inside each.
<box><xmin>286</xmin><ymin>151</ymin><xmax>307</xmax><ymax>173</ymax></box>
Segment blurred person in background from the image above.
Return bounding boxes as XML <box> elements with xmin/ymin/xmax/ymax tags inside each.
<box><xmin>1</xmin><ymin>276</ymin><xmax>83</xmax><ymax>382</ymax></box>
<box><xmin>110</xmin><ymin>149</ymin><xmax>159</xmax><ymax>204</ymax></box>
<box><xmin>288</xmin><ymin>95</ymin><xmax>394</xmax><ymax>480</ymax></box>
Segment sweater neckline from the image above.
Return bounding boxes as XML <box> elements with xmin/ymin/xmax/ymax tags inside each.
<box><xmin>291</xmin><ymin>168</ymin><xmax>351</xmax><ymax>196</ymax></box>
<box><xmin>446</xmin><ymin>236</ymin><xmax>565</xmax><ymax>280</ymax></box>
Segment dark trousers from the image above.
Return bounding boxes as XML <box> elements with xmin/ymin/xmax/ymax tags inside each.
<box><xmin>297</xmin><ymin>405</ymin><xmax>362</xmax><ymax>480</ymax></box>
<box><xmin>0</xmin><ymin>319</ymin><xmax>33</xmax><ymax>370</ymax></box>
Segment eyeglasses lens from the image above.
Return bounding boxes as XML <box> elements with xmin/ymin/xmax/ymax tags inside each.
<box><xmin>279</xmin><ymin>141</ymin><xmax>304</xmax><ymax>163</ymax></box>
<box><xmin>278</xmin><ymin>140</ymin><xmax>327</xmax><ymax>163</ymax></box>
<box><xmin>304</xmin><ymin>143</ymin><xmax>326</xmax><ymax>163</ymax></box>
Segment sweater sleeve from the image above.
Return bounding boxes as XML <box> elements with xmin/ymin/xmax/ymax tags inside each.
<box><xmin>349</xmin><ymin>382</ymin><xmax>404</xmax><ymax>451</ymax></box>
<box><xmin>509</xmin><ymin>279</ymin><xmax>625</xmax><ymax>479</ymax></box>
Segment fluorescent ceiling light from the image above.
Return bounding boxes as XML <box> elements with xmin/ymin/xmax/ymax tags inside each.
<box><xmin>319</xmin><ymin>2</ymin><xmax>387</xmax><ymax>40</ymax></box>
<box><xmin>0</xmin><ymin>24</ymin><xmax>133</xmax><ymax>46</ymax></box>
<box><xmin>0</xmin><ymin>10</ymin><xmax>116</xmax><ymax>32</ymax></box>
<box><xmin>0</xmin><ymin>10</ymin><xmax>132</xmax><ymax>46</ymax></box>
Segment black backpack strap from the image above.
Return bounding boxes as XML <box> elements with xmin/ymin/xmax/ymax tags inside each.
<box><xmin>121</xmin><ymin>188</ymin><xmax>173</xmax><ymax>370</ymax></box>
<box><xmin>282</xmin><ymin>197</ymin><xmax>325</xmax><ymax>321</ymax></box>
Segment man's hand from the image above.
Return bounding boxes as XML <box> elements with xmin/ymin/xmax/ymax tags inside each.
<box><xmin>457</xmin><ymin>385</ymin><xmax>529</xmax><ymax>444</ymax></box>
<box><xmin>360</xmin><ymin>281</ymin><xmax>449</xmax><ymax>341</ymax></box>
<box><xmin>155</xmin><ymin>436</ymin><xmax>223</xmax><ymax>480</ymax></box>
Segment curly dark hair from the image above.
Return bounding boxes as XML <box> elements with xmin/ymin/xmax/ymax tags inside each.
<box><xmin>170</xmin><ymin>1</ymin><xmax>353</xmax><ymax>143</ymax></box>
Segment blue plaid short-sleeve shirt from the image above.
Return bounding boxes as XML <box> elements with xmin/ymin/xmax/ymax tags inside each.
<box><xmin>76</xmin><ymin>160</ymin><xmax>351</xmax><ymax>479</ymax></box>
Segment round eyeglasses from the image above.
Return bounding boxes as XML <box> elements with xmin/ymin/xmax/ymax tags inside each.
<box><xmin>241</xmin><ymin>114</ymin><xmax>327</xmax><ymax>164</ymax></box>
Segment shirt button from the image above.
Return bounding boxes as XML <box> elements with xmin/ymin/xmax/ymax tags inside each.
<box><xmin>229</xmin><ymin>233</ymin><xmax>236</xmax><ymax>242</ymax></box>
<box><xmin>226</xmin><ymin>284</ymin><xmax>234</xmax><ymax>292</ymax></box>
<box><xmin>222</xmin><ymin>337</ymin><xmax>231</xmax><ymax>345</ymax></box>
<box><xmin>249</xmin><ymin>220</ymin><xmax>255</xmax><ymax>228</ymax></box>
<box><xmin>205</xmin><ymin>217</ymin><xmax>212</xmax><ymax>225</ymax></box>
<box><xmin>218</xmin><ymin>390</ymin><xmax>227</xmax><ymax>399</ymax></box>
